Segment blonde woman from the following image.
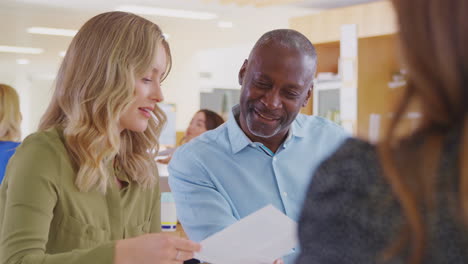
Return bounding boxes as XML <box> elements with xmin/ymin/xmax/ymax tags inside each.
<box><xmin>0</xmin><ymin>12</ymin><xmax>200</xmax><ymax>264</ymax></box>
<box><xmin>0</xmin><ymin>84</ymin><xmax>21</xmax><ymax>183</ymax></box>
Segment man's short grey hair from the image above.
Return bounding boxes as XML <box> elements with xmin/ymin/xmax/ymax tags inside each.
<box><xmin>250</xmin><ymin>29</ymin><xmax>317</xmax><ymax>75</ymax></box>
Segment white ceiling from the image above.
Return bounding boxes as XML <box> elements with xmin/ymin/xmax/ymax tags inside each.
<box><xmin>5</xmin><ymin>0</ymin><xmax>380</xmax><ymax>12</ymax></box>
<box><xmin>0</xmin><ymin>0</ymin><xmax>380</xmax><ymax>77</ymax></box>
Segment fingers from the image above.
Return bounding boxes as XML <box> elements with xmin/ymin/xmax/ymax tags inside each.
<box><xmin>273</xmin><ymin>258</ymin><xmax>284</xmax><ymax>264</ymax></box>
<box><xmin>171</xmin><ymin>236</ymin><xmax>202</xmax><ymax>252</ymax></box>
<box><xmin>174</xmin><ymin>250</ymin><xmax>195</xmax><ymax>261</ymax></box>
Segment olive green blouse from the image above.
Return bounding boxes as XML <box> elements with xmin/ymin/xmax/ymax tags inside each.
<box><xmin>0</xmin><ymin>127</ymin><xmax>161</xmax><ymax>264</ymax></box>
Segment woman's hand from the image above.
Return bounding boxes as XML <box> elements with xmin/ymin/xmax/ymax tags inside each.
<box><xmin>273</xmin><ymin>258</ymin><xmax>284</xmax><ymax>264</ymax></box>
<box><xmin>115</xmin><ymin>233</ymin><xmax>201</xmax><ymax>264</ymax></box>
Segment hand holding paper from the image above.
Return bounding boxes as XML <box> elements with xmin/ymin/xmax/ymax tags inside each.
<box><xmin>194</xmin><ymin>205</ymin><xmax>297</xmax><ymax>264</ymax></box>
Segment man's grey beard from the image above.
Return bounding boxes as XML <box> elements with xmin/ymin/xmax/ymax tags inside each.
<box><xmin>245</xmin><ymin>112</ymin><xmax>281</xmax><ymax>139</ymax></box>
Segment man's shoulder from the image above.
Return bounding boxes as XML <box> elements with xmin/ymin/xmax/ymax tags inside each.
<box><xmin>295</xmin><ymin>114</ymin><xmax>346</xmax><ymax>133</ymax></box>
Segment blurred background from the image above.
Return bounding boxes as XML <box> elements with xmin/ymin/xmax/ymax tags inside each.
<box><xmin>0</xmin><ymin>0</ymin><xmax>383</xmax><ymax>140</ymax></box>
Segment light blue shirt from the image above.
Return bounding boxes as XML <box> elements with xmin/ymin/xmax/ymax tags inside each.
<box><xmin>168</xmin><ymin>106</ymin><xmax>348</xmax><ymax>263</ymax></box>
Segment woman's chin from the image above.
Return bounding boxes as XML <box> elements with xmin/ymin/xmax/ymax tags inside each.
<box><xmin>126</xmin><ymin>124</ymin><xmax>148</xmax><ymax>133</ymax></box>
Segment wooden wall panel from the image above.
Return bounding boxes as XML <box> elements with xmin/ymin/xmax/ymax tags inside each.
<box><xmin>291</xmin><ymin>0</ymin><xmax>407</xmax><ymax>133</ymax></box>
<box><xmin>176</xmin><ymin>131</ymin><xmax>185</xmax><ymax>146</ymax></box>
<box><xmin>357</xmin><ymin>34</ymin><xmax>401</xmax><ymax>139</ymax></box>
<box><xmin>315</xmin><ymin>41</ymin><xmax>340</xmax><ymax>73</ymax></box>
<box><xmin>300</xmin><ymin>41</ymin><xmax>340</xmax><ymax>115</ymax></box>
<box><xmin>290</xmin><ymin>0</ymin><xmax>397</xmax><ymax>44</ymax></box>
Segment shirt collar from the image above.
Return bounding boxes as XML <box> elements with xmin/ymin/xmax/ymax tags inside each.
<box><xmin>227</xmin><ymin>105</ymin><xmax>252</xmax><ymax>154</ymax></box>
<box><xmin>227</xmin><ymin>105</ymin><xmax>307</xmax><ymax>154</ymax></box>
<box><xmin>290</xmin><ymin>113</ymin><xmax>306</xmax><ymax>138</ymax></box>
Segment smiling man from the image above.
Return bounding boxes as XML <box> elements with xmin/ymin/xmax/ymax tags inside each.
<box><xmin>169</xmin><ymin>29</ymin><xmax>348</xmax><ymax>263</ymax></box>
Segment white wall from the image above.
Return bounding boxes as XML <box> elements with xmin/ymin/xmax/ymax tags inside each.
<box><xmin>158</xmin><ymin>11</ymin><xmax>295</xmax><ymax>131</ymax></box>
<box><xmin>197</xmin><ymin>44</ymin><xmax>252</xmax><ymax>92</ymax></box>
<box><xmin>0</xmin><ymin>4</ymin><xmax>309</xmax><ymax>135</ymax></box>
<box><xmin>0</xmin><ymin>72</ymin><xmax>54</xmax><ymax>139</ymax></box>
<box><xmin>165</xmin><ymin>44</ymin><xmax>251</xmax><ymax>130</ymax></box>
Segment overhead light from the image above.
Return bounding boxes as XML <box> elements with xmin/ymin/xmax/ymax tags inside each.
<box><xmin>16</xmin><ymin>59</ymin><xmax>30</xmax><ymax>65</ymax></box>
<box><xmin>27</xmin><ymin>27</ymin><xmax>78</xmax><ymax>37</ymax></box>
<box><xmin>0</xmin><ymin>45</ymin><xmax>44</xmax><ymax>54</ymax></box>
<box><xmin>59</xmin><ymin>51</ymin><xmax>66</xmax><ymax>57</ymax></box>
<box><xmin>116</xmin><ymin>5</ymin><xmax>218</xmax><ymax>20</ymax></box>
<box><xmin>217</xmin><ymin>21</ymin><xmax>233</xmax><ymax>28</ymax></box>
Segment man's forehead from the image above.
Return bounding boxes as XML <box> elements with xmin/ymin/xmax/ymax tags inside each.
<box><xmin>250</xmin><ymin>43</ymin><xmax>313</xmax><ymax>64</ymax></box>
<box><xmin>249</xmin><ymin>47</ymin><xmax>314</xmax><ymax>71</ymax></box>
<box><xmin>253</xmin><ymin>39</ymin><xmax>308</xmax><ymax>53</ymax></box>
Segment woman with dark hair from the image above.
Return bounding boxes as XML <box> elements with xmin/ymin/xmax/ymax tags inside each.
<box><xmin>158</xmin><ymin>109</ymin><xmax>224</xmax><ymax>164</ymax></box>
<box><xmin>182</xmin><ymin>109</ymin><xmax>224</xmax><ymax>144</ymax></box>
<box><xmin>296</xmin><ymin>0</ymin><xmax>468</xmax><ymax>263</ymax></box>
<box><xmin>202</xmin><ymin>109</ymin><xmax>225</xmax><ymax>130</ymax></box>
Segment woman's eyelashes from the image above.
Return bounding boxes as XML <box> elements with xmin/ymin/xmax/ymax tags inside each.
<box><xmin>142</xmin><ymin>78</ymin><xmax>153</xmax><ymax>83</ymax></box>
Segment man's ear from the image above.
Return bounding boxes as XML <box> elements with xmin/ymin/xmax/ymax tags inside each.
<box><xmin>302</xmin><ymin>85</ymin><xmax>312</xmax><ymax>107</ymax></box>
<box><xmin>238</xmin><ymin>59</ymin><xmax>248</xmax><ymax>86</ymax></box>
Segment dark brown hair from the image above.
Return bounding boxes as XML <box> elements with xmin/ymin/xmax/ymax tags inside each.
<box><xmin>198</xmin><ymin>109</ymin><xmax>224</xmax><ymax>130</ymax></box>
<box><xmin>378</xmin><ymin>0</ymin><xmax>468</xmax><ymax>263</ymax></box>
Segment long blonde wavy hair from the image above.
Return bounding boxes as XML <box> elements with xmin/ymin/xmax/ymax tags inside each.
<box><xmin>0</xmin><ymin>84</ymin><xmax>21</xmax><ymax>142</ymax></box>
<box><xmin>378</xmin><ymin>0</ymin><xmax>468</xmax><ymax>263</ymax></box>
<box><xmin>39</xmin><ymin>11</ymin><xmax>171</xmax><ymax>193</ymax></box>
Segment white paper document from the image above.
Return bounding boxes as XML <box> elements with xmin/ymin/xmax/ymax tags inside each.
<box><xmin>194</xmin><ymin>205</ymin><xmax>298</xmax><ymax>264</ymax></box>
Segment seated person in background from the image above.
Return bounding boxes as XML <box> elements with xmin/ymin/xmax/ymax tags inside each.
<box><xmin>157</xmin><ymin>109</ymin><xmax>224</xmax><ymax>164</ymax></box>
<box><xmin>169</xmin><ymin>29</ymin><xmax>348</xmax><ymax>264</ymax></box>
<box><xmin>0</xmin><ymin>84</ymin><xmax>21</xmax><ymax>184</ymax></box>
<box><xmin>183</xmin><ymin>109</ymin><xmax>225</xmax><ymax>144</ymax></box>
<box><xmin>0</xmin><ymin>11</ymin><xmax>200</xmax><ymax>264</ymax></box>
<box><xmin>296</xmin><ymin>0</ymin><xmax>468</xmax><ymax>263</ymax></box>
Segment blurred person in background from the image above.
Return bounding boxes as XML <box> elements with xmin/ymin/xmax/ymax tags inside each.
<box><xmin>157</xmin><ymin>109</ymin><xmax>224</xmax><ymax>164</ymax></box>
<box><xmin>182</xmin><ymin>109</ymin><xmax>224</xmax><ymax>144</ymax></box>
<box><xmin>296</xmin><ymin>0</ymin><xmax>468</xmax><ymax>263</ymax></box>
<box><xmin>0</xmin><ymin>84</ymin><xmax>21</xmax><ymax>184</ymax></box>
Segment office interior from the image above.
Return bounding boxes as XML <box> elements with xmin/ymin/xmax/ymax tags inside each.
<box><xmin>0</xmin><ymin>0</ymin><xmax>410</xmax><ymax>238</ymax></box>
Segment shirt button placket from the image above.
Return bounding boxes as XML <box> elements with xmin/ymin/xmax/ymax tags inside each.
<box><xmin>272</xmin><ymin>156</ymin><xmax>287</xmax><ymax>213</ymax></box>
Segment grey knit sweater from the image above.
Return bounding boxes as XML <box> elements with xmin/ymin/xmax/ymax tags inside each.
<box><xmin>296</xmin><ymin>134</ymin><xmax>468</xmax><ymax>264</ymax></box>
